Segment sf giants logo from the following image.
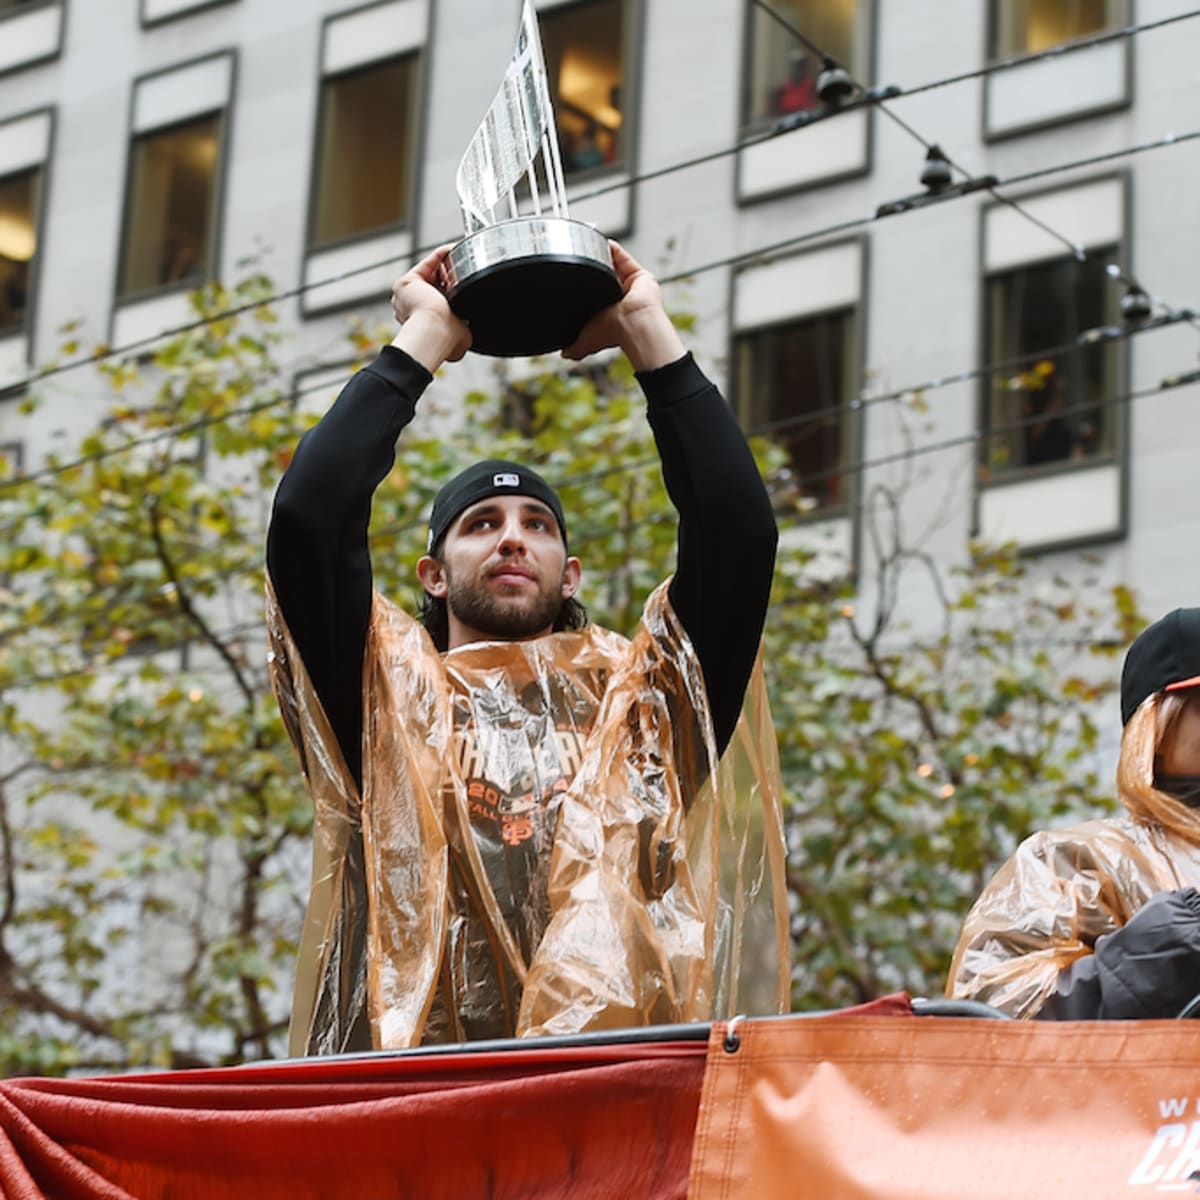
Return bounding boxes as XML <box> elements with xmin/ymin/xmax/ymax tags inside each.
<box><xmin>1129</xmin><ymin>1099</ymin><xmax>1200</xmax><ymax>1191</ymax></box>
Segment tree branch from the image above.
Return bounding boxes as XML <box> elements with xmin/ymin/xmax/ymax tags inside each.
<box><xmin>146</xmin><ymin>496</ymin><xmax>256</xmax><ymax>709</ymax></box>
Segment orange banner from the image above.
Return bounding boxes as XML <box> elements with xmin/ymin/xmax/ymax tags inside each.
<box><xmin>689</xmin><ymin>1015</ymin><xmax>1200</xmax><ymax>1200</ymax></box>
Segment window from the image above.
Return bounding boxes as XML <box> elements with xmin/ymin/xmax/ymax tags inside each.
<box><xmin>0</xmin><ymin>166</ymin><xmax>39</xmax><ymax>336</ymax></box>
<box><xmin>990</xmin><ymin>0</ymin><xmax>1118</xmax><ymax>58</ymax></box>
<box><xmin>118</xmin><ymin>115</ymin><xmax>219</xmax><ymax>300</ymax></box>
<box><xmin>302</xmin><ymin>1</ymin><xmax>426</xmax><ymax>314</ymax></box>
<box><xmin>981</xmin><ymin>250</ymin><xmax>1118</xmax><ymax>479</ymax></box>
<box><xmin>110</xmin><ymin>55</ymin><xmax>232</xmax><ymax>345</ymax></box>
<box><xmin>0</xmin><ymin>0</ymin><xmax>64</xmax><ymax>75</ymax></box>
<box><xmin>541</xmin><ymin>0</ymin><xmax>627</xmax><ymax>177</ymax></box>
<box><xmin>0</xmin><ymin>109</ymin><xmax>51</xmax><ymax>365</ymax></box>
<box><xmin>743</xmin><ymin>0</ymin><xmax>862</xmax><ymax>127</ymax></box>
<box><xmin>976</xmin><ymin>177</ymin><xmax>1125</xmax><ymax>550</ymax></box>
<box><xmin>310</xmin><ymin>56</ymin><xmax>419</xmax><ymax>249</ymax></box>
<box><xmin>736</xmin><ymin>310</ymin><xmax>855</xmax><ymax>515</ymax></box>
<box><xmin>0</xmin><ymin>441</ymin><xmax>21</xmax><ymax>479</ymax></box>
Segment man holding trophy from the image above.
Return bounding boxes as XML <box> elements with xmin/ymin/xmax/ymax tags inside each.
<box><xmin>265</xmin><ymin>5</ymin><xmax>788</xmax><ymax>1055</ymax></box>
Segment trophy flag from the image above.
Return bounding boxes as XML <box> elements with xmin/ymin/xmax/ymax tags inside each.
<box><xmin>441</xmin><ymin>1</ymin><xmax>621</xmax><ymax>357</ymax></box>
<box><xmin>454</xmin><ymin>1</ymin><xmax>569</xmax><ymax>233</ymax></box>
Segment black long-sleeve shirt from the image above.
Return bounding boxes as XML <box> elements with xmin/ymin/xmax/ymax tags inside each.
<box><xmin>1038</xmin><ymin>887</ymin><xmax>1200</xmax><ymax>1020</ymax></box>
<box><xmin>267</xmin><ymin>345</ymin><xmax>777</xmax><ymax>787</ymax></box>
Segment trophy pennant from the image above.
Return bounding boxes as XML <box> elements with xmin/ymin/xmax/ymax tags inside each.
<box><xmin>455</xmin><ymin>1</ymin><xmax>569</xmax><ymax>233</ymax></box>
<box><xmin>441</xmin><ymin>0</ymin><xmax>620</xmax><ymax>357</ymax></box>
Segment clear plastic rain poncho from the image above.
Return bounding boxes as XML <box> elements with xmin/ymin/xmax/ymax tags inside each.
<box><xmin>947</xmin><ymin>692</ymin><xmax>1200</xmax><ymax>1018</ymax></box>
<box><xmin>267</xmin><ymin>577</ymin><xmax>790</xmax><ymax>1053</ymax></box>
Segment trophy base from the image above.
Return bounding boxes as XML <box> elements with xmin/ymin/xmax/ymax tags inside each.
<box><xmin>442</xmin><ymin>217</ymin><xmax>623</xmax><ymax>358</ymax></box>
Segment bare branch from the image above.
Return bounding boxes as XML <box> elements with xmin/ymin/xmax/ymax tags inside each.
<box><xmin>147</xmin><ymin>496</ymin><xmax>256</xmax><ymax>709</ymax></box>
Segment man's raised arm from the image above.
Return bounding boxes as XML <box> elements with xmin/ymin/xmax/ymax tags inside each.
<box><xmin>266</xmin><ymin>247</ymin><xmax>471</xmax><ymax>784</ymax></box>
<box><xmin>563</xmin><ymin>243</ymin><xmax>778</xmax><ymax>754</ymax></box>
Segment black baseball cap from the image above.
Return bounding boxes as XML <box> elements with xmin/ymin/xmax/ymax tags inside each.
<box><xmin>427</xmin><ymin>459</ymin><xmax>567</xmax><ymax>552</ymax></box>
<box><xmin>1120</xmin><ymin>607</ymin><xmax>1200</xmax><ymax>725</ymax></box>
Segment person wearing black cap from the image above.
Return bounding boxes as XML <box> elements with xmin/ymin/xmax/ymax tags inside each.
<box><xmin>265</xmin><ymin>242</ymin><xmax>788</xmax><ymax>1054</ymax></box>
<box><xmin>946</xmin><ymin>608</ymin><xmax>1200</xmax><ymax>1019</ymax></box>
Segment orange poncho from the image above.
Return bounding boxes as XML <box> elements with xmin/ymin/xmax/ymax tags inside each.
<box><xmin>268</xmin><ymin>578</ymin><xmax>789</xmax><ymax>1053</ymax></box>
<box><xmin>947</xmin><ymin>694</ymin><xmax>1200</xmax><ymax>1017</ymax></box>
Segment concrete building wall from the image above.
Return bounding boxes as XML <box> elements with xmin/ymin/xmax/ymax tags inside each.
<box><xmin>1</xmin><ymin>0</ymin><xmax>1198</xmax><ymax>639</ymax></box>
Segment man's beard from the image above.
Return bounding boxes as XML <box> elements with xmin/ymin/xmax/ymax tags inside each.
<box><xmin>445</xmin><ymin>566</ymin><xmax>565</xmax><ymax>641</ymax></box>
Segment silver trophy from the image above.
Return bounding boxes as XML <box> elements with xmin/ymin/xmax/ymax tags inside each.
<box><xmin>440</xmin><ymin>1</ymin><xmax>622</xmax><ymax>357</ymax></box>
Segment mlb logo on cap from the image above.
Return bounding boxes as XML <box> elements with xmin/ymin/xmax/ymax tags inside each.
<box><xmin>493</xmin><ymin>473</ymin><xmax>520</xmax><ymax>487</ymax></box>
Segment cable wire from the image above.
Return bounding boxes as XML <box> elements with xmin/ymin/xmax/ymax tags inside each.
<box><xmin>2</xmin><ymin>8</ymin><xmax>1195</xmax><ymax>399</ymax></box>
<box><xmin>654</xmin><ymin>126</ymin><xmax>1200</xmax><ymax>286</ymax></box>
<box><xmin>899</xmin><ymin>9</ymin><xmax>1200</xmax><ymax>99</ymax></box>
<box><xmin>2</xmin><ymin>296</ymin><xmax>1193</xmax><ymax>505</ymax></box>
<box><xmin>747</xmin><ymin>0</ymin><xmax>1200</xmax><ymax>329</ymax></box>
<box><xmin>565</xmin><ymin>367</ymin><xmax>1200</xmax><ymax>551</ymax></box>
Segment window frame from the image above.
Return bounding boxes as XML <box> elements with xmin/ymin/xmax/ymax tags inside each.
<box><xmin>735</xmin><ymin>0</ymin><xmax>877</xmax><ymax>204</ymax></box>
<box><xmin>304</xmin><ymin>49</ymin><xmax>423</xmax><ymax>257</ymax></box>
<box><xmin>728</xmin><ymin>237</ymin><xmax>867</xmax><ymax>556</ymax></box>
<box><xmin>986</xmin><ymin>0</ymin><xmax>1124</xmax><ymax>61</ymax></box>
<box><xmin>0</xmin><ymin>106</ymin><xmax>54</xmax><ymax>381</ymax></box>
<box><xmin>299</xmin><ymin>0</ymin><xmax>431</xmax><ymax>319</ymax></box>
<box><xmin>982</xmin><ymin>0</ymin><xmax>1132</xmax><ymax>142</ymax></box>
<box><xmin>537</xmin><ymin>0</ymin><xmax>639</xmax><ymax>185</ymax></box>
<box><xmin>978</xmin><ymin>249</ymin><xmax>1122</xmax><ymax>485</ymax></box>
<box><xmin>139</xmin><ymin>0</ymin><xmax>236</xmax><ymax>31</ymax></box>
<box><xmin>972</xmin><ymin>173</ymin><xmax>1131</xmax><ymax>555</ymax></box>
<box><xmin>733</xmin><ymin>307</ymin><xmax>860</xmax><ymax>522</ymax></box>
<box><xmin>111</xmin><ymin>50</ymin><xmax>237</xmax><ymax>326</ymax></box>
<box><xmin>533</xmin><ymin>0</ymin><xmax>643</xmax><ymax>240</ymax></box>
<box><xmin>0</xmin><ymin>0</ymin><xmax>65</xmax><ymax>80</ymax></box>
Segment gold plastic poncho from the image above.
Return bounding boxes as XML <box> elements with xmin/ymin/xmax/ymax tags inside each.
<box><xmin>947</xmin><ymin>694</ymin><xmax>1200</xmax><ymax>1017</ymax></box>
<box><xmin>267</xmin><ymin>577</ymin><xmax>789</xmax><ymax>1054</ymax></box>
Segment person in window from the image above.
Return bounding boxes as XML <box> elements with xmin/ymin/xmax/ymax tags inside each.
<box><xmin>160</xmin><ymin>235</ymin><xmax>201</xmax><ymax>286</ymax></box>
<box><xmin>266</xmin><ymin>241</ymin><xmax>787</xmax><ymax>1053</ymax></box>
<box><xmin>570</xmin><ymin>120</ymin><xmax>606</xmax><ymax>171</ymax></box>
<box><xmin>775</xmin><ymin>49</ymin><xmax>818</xmax><ymax>115</ymax></box>
<box><xmin>1023</xmin><ymin>367</ymin><xmax>1078</xmax><ymax>466</ymax></box>
<box><xmin>947</xmin><ymin>608</ymin><xmax>1200</xmax><ymax>1020</ymax></box>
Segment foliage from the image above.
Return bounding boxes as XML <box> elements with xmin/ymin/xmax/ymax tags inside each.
<box><xmin>0</xmin><ymin>276</ymin><xmax>314</xmax><ymax>1071</ymax></box>
<box><xmin>0</xmin><ymin>275</ymin><xmax>1141</xmax><ymax>1072</ymax></box>
<box><xmin>769</xmin><ymin>487</ymin><xmax>1140</xmax><ymax>1008</ymax></box>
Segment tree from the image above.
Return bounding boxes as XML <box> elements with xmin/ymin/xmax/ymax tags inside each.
<box><xmin>769</xmin><ymin>481</ymin><xmax>1140</xmax><ymax>1009</ymax></box>
<box><xmin>0</xmin><ymin>275</ymin><xmax>314</xmax><ymax>1071</ymax></box>
<box><xmin>0</xmin><ymin>275</ymin><xmax>1140</xmax><ymax>1072</ymax></box>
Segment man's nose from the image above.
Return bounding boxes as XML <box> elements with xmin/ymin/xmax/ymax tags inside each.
<box><xmin>496</xmin><ymin>516</ymin><xmax>527</xmax><ymax>552</ymax></box>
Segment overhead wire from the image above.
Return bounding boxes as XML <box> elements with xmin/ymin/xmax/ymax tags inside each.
<box><xmin>1</xmin><ymin>6</ymin><xmax>1196</xmax><ymax>400</ymax></box>
<box><xmin>1</xmin><ymin>285</ymin><xmax>1194</xmax><ymax>524</ymax></box>
<box><xmin>655</xmin><ymin>128</ymin><xmax>1200</xmax><ymax>283</ymax></box>
<box><xmin>748</xmin><ymin>0</ymin><xmax>1200</xmax><ymax>329</ymax></box>
<box><xmin>565</xmin><ymin>367</ymin><xmax>1200</xmax><ymax>550</ymax></box>
<box><xmin>5</xmin><ymin>20</ymin><xmax>1189</xmax><ymax>756</ymax></box>
<box><xmin>0</xmin><ymin>7</ymin><xmax>1195</xmax><ymax>640</ymax></box>
<box><xmin>8</xmin><ymin>331</ymin><xmax>1184</xmax><ymax>630</ymax></box>
<box><xmin>898</xmin><ymin>9</ymin><xmax>1200</xmax><ymax>99</ymax></box>
<box><xmin>2</xmin><ymin>296</ymin><xmax>1189</xmax><ymax>518</ymax></box>
<box><xmin>556</xmin><ymin>5</ymin><xmax>1200</xmax><ymax>210</ymax></box>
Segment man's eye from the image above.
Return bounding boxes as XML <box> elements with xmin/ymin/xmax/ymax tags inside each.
<box><xmin>528</xmin><ymin>518</ymin><xmax>548</xmax><ymax>531</ymax></box>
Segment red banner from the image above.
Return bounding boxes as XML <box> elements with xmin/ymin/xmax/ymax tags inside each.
<box><xmin>0</xmin><ymin>1041</ymin><xmax>706</xmax><ymax>1200</ymax></box>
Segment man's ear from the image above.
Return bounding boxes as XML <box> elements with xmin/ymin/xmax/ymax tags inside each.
<box><xmin>417</xmin><ymin>555</ymin><xmax>448</xmax><ymax>598</ymax></box>
<box><xmin>561</xmin><ymin>556</ymin><xmax>582</xmax><ymax>599</ymax></box>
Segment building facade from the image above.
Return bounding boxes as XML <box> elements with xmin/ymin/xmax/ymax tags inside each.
<box><xmin>2</xmin><ymin>0</ymin><xmax>1198</xmax><ymax>619</ymax></box>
